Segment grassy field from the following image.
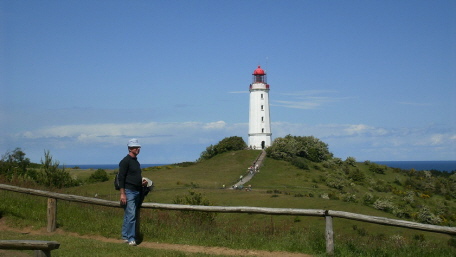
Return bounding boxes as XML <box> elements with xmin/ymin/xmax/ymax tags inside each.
<box><xmin>0</xmin><ymin>230</ymin><xmax>229</xmax><ymax>257</ymax></box>
<box><xmin>1</xmin><ymin>150</ymin><xmax>455</xmax><ymax>256</ymax></box>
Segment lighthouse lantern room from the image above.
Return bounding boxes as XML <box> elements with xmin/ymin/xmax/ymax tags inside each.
<box><xmin>248</xmin><ymin>66</ymin><xmax>272</xmax><ymax>149</ymax></box>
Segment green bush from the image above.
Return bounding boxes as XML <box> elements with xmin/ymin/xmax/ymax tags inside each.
<box><xmin>198</xmin><ymin>136</ymin><xmax>247</xmax><ymax>161</ymax></box>
<box><xmin>369</xmin><ymin>163</ymin><xmax>387</xmax><ymax>174</ymax></box>
<box><xmin>417</xmin><ymin>206</ymin><xmax>442</xmax><ymax>225</ymax></box>
<box><xmin>0</xmin><ymin>148</ymin><xmax>31</xmax><ymax>181</ymax></box>
<box><xmin>291</xmin><ymin>157</ymin><xmax>309</xmax><ymax>170</ymax></box>
<box><xmin>373</xmin><ymin>198</ymin><xmax>395</xmax><ymax>212</ymax></box>
<box><xmin>344</xmin><ymin>156</ymin><xmax>357</xmax><ymax>167</ymax></box>
<box><xmin>362</xmin><ymin>193</ymin><xmax>376</xmax><ymax>205</ymax></box>
<box><xmin>266</xmin><ymin>135</ymin><xmax>333</xmax><ymax>164</ymax></box>
<box><xmin>87</xmin><ymin>169</ymin><xmax>109</xmax><ymax>183</ymax></box>
<box><xmin>348</xmin><ymin>168</ymin><xmax>366</xmax><ymax>182</ymax></box>
<box><xmin>36</xmin><ymin>150</ymin><xmax>79</xmax><ymax>188</ymax></box>
<box><xmin>172</xmin><ymin>191</ymin><xmax>217</xmax><ymax>225</ymax></box>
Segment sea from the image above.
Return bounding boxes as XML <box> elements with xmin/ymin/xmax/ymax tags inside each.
<box><xmin>62</xmin><ymin>164</ymin><xmax>167</xmax><ymax>170</ymax></box>
<box><xmin>63</xmin><ymin>161</ymin><xmax>456</xmax><ymax>172</ymax></box>
<box><xmin>373</xmin><ymin>161</ymin><xmax>456</xmax><ymax>172</ymax></box>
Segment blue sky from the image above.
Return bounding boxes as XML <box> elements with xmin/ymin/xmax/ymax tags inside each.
<box><xmin>1</xmin><ymin>0</ymin><xmax>455</xmax><ymax>165</ymax></box>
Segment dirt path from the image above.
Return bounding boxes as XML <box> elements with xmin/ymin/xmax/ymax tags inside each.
<box><xmin>0</xmin><ymin>220</ymin><xmax>312</xmax><ymax>257</ymax></box>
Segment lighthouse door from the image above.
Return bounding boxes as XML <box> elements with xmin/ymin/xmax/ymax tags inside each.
<box><xmin>261</xmin><ymin>141</ymin><xmax>265</xmax><ymax>149</ymax></box>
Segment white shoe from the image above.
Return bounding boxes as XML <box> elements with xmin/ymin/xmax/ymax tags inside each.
<box><xmin>128</xmin><ymin>241</ymin><xmax>137</xmax><ymax>246</ymax></box>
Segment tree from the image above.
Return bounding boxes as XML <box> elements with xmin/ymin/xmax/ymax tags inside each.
<box><xmin>0</xmin><ymin>148</ymin><xmax>31</xmax><ymax>181</ymax></box>
<box><xmin>37</xmin><ymin>150</ymin><xmax>79</xmax><ymax>188</ymax></box>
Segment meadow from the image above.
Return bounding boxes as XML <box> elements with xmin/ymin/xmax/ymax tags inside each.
<box><xmin>1</xmin><ymin>150</ymin><xmax>455</xmax><ymax>256</ymax></box>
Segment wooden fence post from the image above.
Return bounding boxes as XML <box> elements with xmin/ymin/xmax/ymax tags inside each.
<box><xmin>325</xmin><ymin>213</ymin><xmax>334</xmax><ymax>255</ymax></box>
<box><xmin>47</xmin><ymin>198</ymin><xmax>57</xmax><ymax>232</ymax></box>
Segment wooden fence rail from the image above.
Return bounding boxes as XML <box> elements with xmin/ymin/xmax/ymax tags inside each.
<box><xmin>1</xmin><ymin>183</ymin><xmax>455</xmax><ymax>255</ymax></box>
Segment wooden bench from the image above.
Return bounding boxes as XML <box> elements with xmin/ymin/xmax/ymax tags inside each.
<box><xmin>0</xmin><ymin>240</ymin><xmax>60</xmax><ymax>257</ymax></box>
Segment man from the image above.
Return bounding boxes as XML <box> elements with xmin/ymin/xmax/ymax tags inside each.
<box><xmin>118</xmin><ymin>138</ymin><xmax>147</xmax><ymax>246</ymax></box>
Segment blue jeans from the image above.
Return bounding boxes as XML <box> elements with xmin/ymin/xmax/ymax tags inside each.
<box><xmin>122</xmin><ymin>189</ymin><xmax>141</xmax><ymax>242</ymax></box>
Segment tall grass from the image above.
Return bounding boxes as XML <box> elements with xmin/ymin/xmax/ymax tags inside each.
<box><xmin>1</xmin><ymin>190</ymin><xmax>454</xmax><ymax>256</ymax></box>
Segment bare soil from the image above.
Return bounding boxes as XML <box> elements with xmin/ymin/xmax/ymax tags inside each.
<box><xmin>0</xmin><ymin>219</ymin><xmax>312</xmax><ymax>257</ymax></box>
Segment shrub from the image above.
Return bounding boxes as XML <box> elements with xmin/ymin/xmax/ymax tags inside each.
<box><xmin>348</xmin><ymin>168</ymin><xmax>366</xmax><ymax>182</ymax></box>
<box><xmin>87</xmin><ymin>169</ymin><xmax>109</xmax><ymax>183</ymax></box>
<box><xmin>325</xmin><ymin>173</ymin><xmax>346</xmax><ymax>190</ymax></box>
<box><xmin>198</xmin><ymin>136</ymin><xmax>247</xmax><ymax>161</ymax></box>
<box><xmin>0</xmin><ymin>148</ymin><xmax>31</xmax><ymax>181</ymax></box>
<box><xmin>403</xmin><ymin>191</ymin><xmax>416</xmax><ymax>204</ymax></box>
<box><xmin>394</xmin><ymin>206</ymin><xmax>413</xmax><ymax>219</ymax></box>
<box><xmin>36</xmin><ymin>150</ymin><xmax>79</xmax><ymax>188</ymax></box>
<box><xmin>344</xmin><ymin>156</ymin><xmax>357</xmax><ymax>167</ymax></box>
<box><xmin>322</xmin><ymin>160</ymin><xmax>335</xmax><ymax>169</ymax></box>
<box><xmin>173</xmin><ymin>191</ymin><xmax>217</xmax><ymax>225</ymax></box>
<box><xmin>362</xmin><ymin>193</ymin><xmax>375</xmax><ymax>205</ymax></box>
<box><xmin>372</xmin><ymin>179</ymin><xmax>393</xmax><ymax>192</ymax></box>
<box><xmin>342</xmin><ymin>193</ymin><xmax>358</xmax><ymax>203</ymax></box>
<box><xmin>291</xmin><ymin>157</ymin><xmax>309</xmax><ymax>170</ymax></box>
<box><xmin>266</xmin><ymin>135</ymin><xmax>333</xmax><ymax>163</ymax></box>
<box><xmin>416</xmin><ymin>206</ymin><xmax>442</xmax><ymax>225</ymax></box>
<box><xmin>373</xmin><ymin>198</ymin><xmax>395</xmax><ymax>212</ymax></box>
<box><xmin>369</xmin><ymin>163</ymin><xmax>387</xmax><ymax>174</ymax></box>
<box><xmin>320</xmin><ymin>193</ymin><xmax>330</xmax><ymax>199</ymax></box>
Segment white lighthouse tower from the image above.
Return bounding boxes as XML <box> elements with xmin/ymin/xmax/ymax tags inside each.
<box><xmin>248</xmin><ymin>66</ymin><xmax>272</xmax><ymax>149</ymax></box>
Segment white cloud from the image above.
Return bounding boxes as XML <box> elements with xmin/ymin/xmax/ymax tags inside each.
<box><xmin>272</xmin><ymin>90</ymin><xmax>352</xmax><ymax>110</ymax></box>
<box><xmin>272</xmin><ymin>100</ymin><xmax>321</xmax><ymax>109</ymax></box>
<box><xmin>203</xmin><ymin>121</ymin><xmax>226</xmax><ymax>129</ymax></box>
<box><xmin>5</xmin><ymin>120</ymin><xmax>455</xmax><ymax>163</ymax></box>
<box><xmin>16</xmin><ymin>121</ymin><xmax>244</xmax><ymax>147</ymax></box>
<box><xmin>271</xmin><ymin>122</ymin><xmax>456</xmax><ymax>161</ymax></box>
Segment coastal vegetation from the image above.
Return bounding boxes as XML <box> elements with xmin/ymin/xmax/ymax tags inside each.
<box><xmin>1</xmin><ymin>136</ymin><xmax>455</xmax><ymax>256</ymax></box>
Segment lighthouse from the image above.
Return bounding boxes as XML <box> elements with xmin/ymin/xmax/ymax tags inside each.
<box><xmin>248</xmin><ymin>66</ymin><xmax>272</xmax><ymax>149</ymax></box>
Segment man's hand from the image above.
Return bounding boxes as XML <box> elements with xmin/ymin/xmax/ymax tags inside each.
<box><xmin>120</xmin><ymin>189</ymin><xmax>127</xmax><ymax>205</ymax></box>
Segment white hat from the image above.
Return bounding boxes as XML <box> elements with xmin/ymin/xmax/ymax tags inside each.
<box><xmin>127</xmin><ymin>138</ymin><xmax>141</xmax><ymax>147</ymax></box>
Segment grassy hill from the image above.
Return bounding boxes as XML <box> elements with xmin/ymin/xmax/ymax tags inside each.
<box><xmin>1</xmin><ymin>149</ymin><xmax>455</xmax><ymax>256</ymax></box>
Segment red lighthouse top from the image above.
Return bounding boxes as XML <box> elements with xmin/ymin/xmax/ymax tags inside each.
<box><xmin>251</xmin><ymin>65</ymin><xmax>268</xmax><ymax>86</ymax></box>
<box><xmin>253</xmin><ymin>66</ymin><xmax>265</xmax><ymax>75</ymax></box>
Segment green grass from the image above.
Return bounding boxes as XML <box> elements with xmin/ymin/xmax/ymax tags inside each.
<box><xmin>0</xmin><ymin>230</ymin><xmax>228</xmax><ymax>257</ymax></box>
<box><xmin>1</xmin><ymin>150</ymin><xmax>455</xmax><ymax>256</ymax></box>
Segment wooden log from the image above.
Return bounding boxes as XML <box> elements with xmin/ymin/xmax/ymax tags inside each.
<box><xmin>325</xmin><ymin>214</ymin><xmax>334</xmax><ymax>255</ymax></box>
<box><xmin>0</xmin><ymin>240</ymin><xmax>60</xmax><ymax>257</ymax></box>
<box><xmin>1</xmin><ymin>183</ymin><xmax>455</xmax><ymax>236</ymax></box>
<box><xmin>0</xmin><ymin>240</ymin><xmax>60</xmax><ymax>250</ymax></box>
<box><xmin>0</xmin><ymin>183</ymin><xmax>120</xmax><ymax>208</ymax></box>
<box><xmin>327</xmin><ymin>210</ymin><xmax>456</xmax><ymax>235</ymax></box>
<box><xmin>141</xmin><ymin>202</ymin><xmax>327</xmax><ymax>216</ymax></box>
<box><xmin>47</xmin><ymin>198</ymin><xmax>57</xmax><ymax>232</ymax></box>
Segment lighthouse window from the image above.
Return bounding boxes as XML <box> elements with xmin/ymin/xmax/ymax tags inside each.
<box><xmin>261</xmin><ymin>94</ymin><xmax>263</xmax><ymax>99</ymax></box>
<box><xmin>262</xmin><ymin>128</ymin><xmax>264</xmax><ymax>133</ymax></box>
<box><xmin>261</xmin><ymin>105</ymin><xmax>264</xmax><ymax>110</ymax></box>
<box><xmin>261</xmin><ymin>117</ymin><xmax>264</xmax><ymax>122</ymax></box>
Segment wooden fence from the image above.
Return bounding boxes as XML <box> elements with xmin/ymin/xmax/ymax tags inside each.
<box><xmin>1</xmin><ymin>183</ymin><xmax>455</xmax><ymax>255</ymax></box>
